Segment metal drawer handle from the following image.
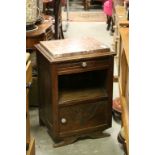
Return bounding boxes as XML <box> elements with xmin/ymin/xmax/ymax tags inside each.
<box><xmin>61</xmin><ymin>118</ymin><xmax>67</xmax><ymax>124</ymax></box>
<box><xmin>81</xmin><ymin>62</ymin><xmax>87</xmax><ymax>68</ymax></box>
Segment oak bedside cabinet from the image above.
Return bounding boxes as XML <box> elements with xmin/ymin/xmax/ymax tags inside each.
<box><xmin>35</xmin><ymin>37</ymin><xmax>115</xmax><ymax>147</ymax></box>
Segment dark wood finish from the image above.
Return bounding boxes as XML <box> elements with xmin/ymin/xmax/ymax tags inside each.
<box><xmin>43</xmin><ymin>0</ymin><xmax>64</xmax><ymax>39</ymax></box>
<box><xmin>26</xmin><ymin>15</ymin><xmax>54</xmax><ymax>50</ymax></box>
<box><xmin>54</xmin><ymin>0</ymin><xmax>64</xmax><ymax>39</ymax></box>
<box><xmin>35</xmin><ymin>37</ymin><xmax>115</xmax><ymax>147</ymax></box>
<box><xmin>53</xmin><ymin>131</ymin><xmax>110</xmax><ymax>147</ymax></box>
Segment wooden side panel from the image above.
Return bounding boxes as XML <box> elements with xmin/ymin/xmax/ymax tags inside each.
<box><xmin>105</xmin><ymin>57</ymin><xmax>114</xmax><ymax>125</ymax></box>
<box><xmin>37</xmin><ymin>52</ymin><xmax>53</xmax><ymax>125</ymax></box>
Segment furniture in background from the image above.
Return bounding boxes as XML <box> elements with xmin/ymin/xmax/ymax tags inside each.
<box><xmin>43</xmin><ymin>0</ymin><xmax>65</xmax><ymax>39</ymax></box>
<box><xmin>35</xmin><ymin>37</ymin><xmax>115</xmax><ymax>147</ymax></box>
<box><xmin>43</xmin><ymin>0</ymin><xmax>54</xmax><ymax>15</ymax></box>
<box><xmin>26</xmin><ymin>15</ymin><xmax>54</xmax><ymax>107</ymax></box>
<box><xmin>54</xmin><ymin>0</ymin><xmax>64</xmax><ymax>39</ymax></box>
<box><xmin>26</xmin><ymin>15</ymin><xmax>54</xmax><ymax>50</ymax></box>
<box><xmin>113</xmin><ymin>4</ymin><xmax>129</xmax><ymax>155</ymax></box>
<box><xmin>113</xmin><ymin>0</ymin><xmax>124</xmax><ymax>7</ymax></box>
<box><xmin>26</xmin><ymin>53</ymin><xmax>35</xmax><ymax>155</ymax></box>
<box><xmin>113</xmin><ymin>5</ymin><xmax>128</xmax><ymax>80</ymax></box>
<box><xmin>118</xmin><ymin>26</ymin><xmax>129</xmax><ymax>155</ymax></box>
<box><xmin>83</xmin><ymin>0</ymin><xmax>91</xmax><ymax>10</ymax></box>
<box><xmin>83</xmin><ymin>0</ymin><xmax>103</xmax><ymax>10</ymax></box>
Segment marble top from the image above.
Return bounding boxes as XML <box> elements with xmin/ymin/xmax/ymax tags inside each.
<box><xmin>40</xmin><ymin>37</ymin><xmax>110</xmax><ymax>58</ymax></box>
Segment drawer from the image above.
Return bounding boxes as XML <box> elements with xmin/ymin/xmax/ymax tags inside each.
<box><xmin>58</xmin><ymin>100</ymin><xmax>111</xmax><ymax>137</ymax></box>
<box><xmin>57</xmin><ymin>58</ymin><xmax>110</xmax><ymax>75</ymax></box>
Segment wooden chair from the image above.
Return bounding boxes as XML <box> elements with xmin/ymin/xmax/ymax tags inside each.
<box><xmin>54</xmin><ymin>0</ymin><xmax>64</xmax><ymax>39</ymax></box>
<box><xmin>43</xmin><ymin>0</ymin><xmax>64</xmax><ymax>39</ymax></box>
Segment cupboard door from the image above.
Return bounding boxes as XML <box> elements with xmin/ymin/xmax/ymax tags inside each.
<box><xmin>59</xmin><ymin>100</ymin><xmax>111</xmax><ymax>137</ymax></box>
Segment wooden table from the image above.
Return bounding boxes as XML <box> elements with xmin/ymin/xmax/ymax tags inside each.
<box><xmin>26</xmin><ymin>15</ymin><xmax>54</xmax><ymax>50</ymax></box>
<box><xmin>35</xmin><ymin>37</ymin><xmax>115</xmax><ymax>147</ymax></box>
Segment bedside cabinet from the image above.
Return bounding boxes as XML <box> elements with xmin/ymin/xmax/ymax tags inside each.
<box><xmin>35</xmin><ymin>37</ymin><xmax>115</xmax><ymax>147</ymax></box>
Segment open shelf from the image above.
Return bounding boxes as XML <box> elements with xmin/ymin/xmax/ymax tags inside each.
<box><xmin>58</xmin><ymin>69</ymin><xmax>109</xmax><ymax>105</ymax></box>
<box><xmin>59</xmin><ymin>87</ymin><xmax>108</xmax><ymax>105</ymax></box>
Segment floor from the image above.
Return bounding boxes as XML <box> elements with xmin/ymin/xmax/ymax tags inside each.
<box><xmin>29</xmin><ymin>1</ymin><xmax>123</xmax><ymax>155</ymax></box>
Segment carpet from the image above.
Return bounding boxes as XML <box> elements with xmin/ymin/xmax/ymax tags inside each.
<box><xmin>62</xmin><ymin>11</ymin><xmax>106</xmax><ymax>22</ymax></box>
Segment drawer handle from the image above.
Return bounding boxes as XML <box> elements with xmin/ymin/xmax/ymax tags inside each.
<box><xmin>81</xmin><ymin>62</ymin><xmax>87</xmax><ymax>68</ymax></box>
<box><xmin>61</xmin><ymin>118</ymin><xmax>67</xmax><ymax>124</ymax></box>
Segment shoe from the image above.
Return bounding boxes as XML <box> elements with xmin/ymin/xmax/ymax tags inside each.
<box><xmin>117</xmin><ymin>127</ymin><xmax>128</xmax><ymax>155</ymax></box>
<box><xmin>111</xmin><ymin>29</ymin><xmax>115</xmax><ymax>33</ymax></box>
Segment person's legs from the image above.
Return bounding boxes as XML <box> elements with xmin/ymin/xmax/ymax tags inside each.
<box><xmin>110</xmin><ymin>17</ymin><xmax>114</xmax><ymax>33</ymax></box>
<box><xmin>106</xmin><ymin>15</ymin><xmax>108</xmax><ymax>24</ymax></box>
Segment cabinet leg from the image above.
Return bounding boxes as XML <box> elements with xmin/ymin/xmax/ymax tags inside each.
<box><xmin>88</xmin><ymin>131</ymin><xmax>110</xmax><ymax>139</ymax></box>
<box><xmin>53</xmin><ymin>137</ymin><xmax>77</xmax><ymax>147</ymax></box>
<box><xmin>53</xmin><ymin>131</ymin><xmax>110</xmax><ymax>147</ymax></box>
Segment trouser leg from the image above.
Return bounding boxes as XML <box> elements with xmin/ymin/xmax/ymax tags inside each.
<box><xmin>110</xmin><ymin>17</ymin><xmax>115</xmax><ymax>33</ymax></box>
<box><xmin>107</xmin><ymin>15</ymin><xmax>111</xmax><ymax>30</ymax></box>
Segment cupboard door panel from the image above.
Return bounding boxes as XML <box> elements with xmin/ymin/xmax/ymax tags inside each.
<box><xmin>59</xmin><ymin>100</ymin><xmax>111</xmax><ymax>136</ymax></box>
